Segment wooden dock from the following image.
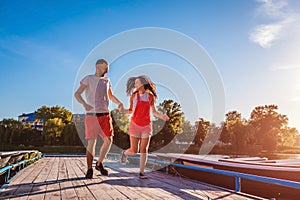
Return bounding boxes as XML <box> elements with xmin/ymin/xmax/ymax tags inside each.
<box><xmin>0</xmin><ymin>156</ymin><xmax>264</xmax><ymax>200</ymax></box>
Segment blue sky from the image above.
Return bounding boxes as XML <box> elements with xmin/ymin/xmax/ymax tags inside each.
<box><xmin>1</xmin><ymin>0</ymin><xmax>300</xmax><ymax>131</ymax></box>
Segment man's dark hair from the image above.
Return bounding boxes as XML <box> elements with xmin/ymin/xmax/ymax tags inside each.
<box><xmin>95</xmin><ymin>59</ymin><xmax>108</xmax><ymax>65</ymax></box>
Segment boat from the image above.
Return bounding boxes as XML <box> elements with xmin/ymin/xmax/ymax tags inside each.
<box><xmin>218</xmin><ymin>157</ymin><xmax>300</xmax><ymax>168</ymax></box>
<box><xmin>152</xmin><ymin>153</ymin><xmax>300</xmax><ymax>199</ymax></box>
<box><xmin>0</xmin><ymin>156</ymin><xmax>11</xmax><ymax>169</ymax></box>
<box><xmin>0</xmin><ymin>150</ymin><xmax>42</xmax><ymax>186</ymax></box>
<box><xmin>154</xmin><ymin>153</ymin><xmax>300</xmax><ymax>181</ymax></box>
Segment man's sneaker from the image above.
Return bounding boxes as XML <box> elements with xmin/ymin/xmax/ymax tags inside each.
<box><xmin>120</xmin><ymin>150</ymin><xmax>127</xmax><ymax>166</ymax></box>
<box><xmin>85</xmin><ymin>168</ymin><xmax>93</xmax><ymax>179</ymax></box>
<box><xmin>139</xmin><ymin>172</ymin><xmax>147</xmax><ymax>179</ymax></box>
<box><xmin>95</xmin><ymin>161</ymin><xmax>108</xmax><ymax>176</ymax></box>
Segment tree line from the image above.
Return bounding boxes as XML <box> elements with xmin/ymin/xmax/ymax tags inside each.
<box><xmin>0</xmin><ymin>102</ymin><xmax>299</xmax><ymax>153</ymax></box>
<box><xmin>0</xmin><ymin>105</ymin><xmax>82</xmax><ymax>147</ymax></box>
<box><xmin>186</xmin><ymin>105</ymin><xmax>300</xmax><ymax>153</ymax></box>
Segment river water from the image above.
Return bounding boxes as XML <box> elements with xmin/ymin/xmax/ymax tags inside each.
<box><xmin>224</xmin><ymin>153</ymin><xmax>300</xmax><ymax>160</ymax></box>
<box><xmin>260</xmin><ymin>153</ymin><xmax>300</xmax><ymax>160</ymax></box>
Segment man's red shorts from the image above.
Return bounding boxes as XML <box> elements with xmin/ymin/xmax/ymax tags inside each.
<box><xmin>85</xmin><ymin>114</ymin><xmax>113</xmax><ymax>139</ymax></box>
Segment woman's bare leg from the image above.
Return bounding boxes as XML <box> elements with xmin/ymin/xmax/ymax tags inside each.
<box><xmin>139</xmin><ymin>136</ymin><xmax>151</xmax><ymax>173</ymax></box>
<box><xmin>125</xmin><ymin>135</ymin><xmax>140</xmax><ymax>155</ymax></box>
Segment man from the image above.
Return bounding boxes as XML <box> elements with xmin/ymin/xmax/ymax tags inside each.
<box><xmin>74</xmin><ymin>58</ymin><xmax>123</xmax><ymax>179</ymax></box>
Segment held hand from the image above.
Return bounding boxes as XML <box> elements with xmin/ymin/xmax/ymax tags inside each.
<box><xmin>84</xmin><ymin>103</ymin><xmax>93</xmax><ymax>111</ymax></box>
<box><xmin>118</xmin><ymin>103</ymin><xmax>124</xmax><ymax>113</ymax></box>
<box><xmin>162</xmin><ymin>114</ymin><xmax>169</xmax><ymax>121</ymax></box>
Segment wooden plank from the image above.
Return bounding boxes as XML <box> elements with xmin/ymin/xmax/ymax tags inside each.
<box><xmin>59</xmin><ymin>157</ymin><xmax>79</xmax><ymax>200</ymax></box>
<box><xmin>78</xmin><ymin>157</ymin><xmax>259</xmax><ymax>200</ymax></box>
<box><xmin>0</xmin><ymin>156</ymin><xmax>265</xmax><ymax>200</ymax></box>
<box><xmin>0</xmin><ymin>164</ymin><xmax>36</xmax><ymax>198</ymax></box>
<box><xmin>3</xmin><ymin>159</ymin><xmax>49</xmax><ymax>200</ymax></box>
<box><xmin>146</xmin><ymin>167</ymin><xmax>260</xmax><ymax>200</ymax></box>
<box><xmin>81</xmin><ymin>157</ymin><xmax>169</xmax><ymax>199</ymax></box>
<box><xmin>95</xmin><ymin>159</ymin><xmax>182</xmax><ymax>200</ymax></box>
<box><xmin>71</xmin><ymin>158</ymin><xmax>114</xmax><ymax>200</ymax></box>
<box><xmin>111</xmin><ymin>159</ymin><xmax>260</xmax><ymax>200</ymax></box>
<box><xmin>72</xmin><ymin>157</ymin><xmax>132</xmax><ymax>200</ymax></box>
<box><xmin>77</xmin><ymin>157</ymin><xmax>163</xmax><ymax>200</ymax></box>
<box><xmin>152</xmin><ymin>171</ymin><xmax>258</xmax><ymax>200</ymax></box>
<box><xmin>78</xmin><ymin>158</ymin><xmax>144</xmax><ymax>199</ymax></box>
<box><xmin>43</xmin><ymin>157</ymin><xmax>61</xmax><ymax>200</ymax></box>
<box><xmin>120</xmin><ymin>164</ymin><xmax>193</xmax><ymax>200</ymax></box>
<box><xmin>149</xmin><ymin>170</ymin><xmax>219</xmax><ymax>199</ymax></box>
<box><xmin>148</xmin><ymin>169</ymin><xmax>227</xmax><ymax>199</ymax></box>
<box><xmin>28</xmin><ymin>157</ymin><xmax>55</xmax><ymax>200</ymax></box>
<box><xmin>65</xmin><ymin>158</ymin><xmax>96</xmax><ymax>199</ymax></box>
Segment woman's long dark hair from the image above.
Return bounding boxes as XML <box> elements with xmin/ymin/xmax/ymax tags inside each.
<box><xmin>126</xmin><ymin>75</ymin><xmax>157</xmax><ymax>98</ymax></box>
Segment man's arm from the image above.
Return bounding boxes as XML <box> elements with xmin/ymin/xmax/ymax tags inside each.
<box><xmin>108</xmin><ymin>88</ymin><xmax>123</xmax><ymax>110</ymax></box>
<box><xmin>121</xmin><ymin>94</ymin><xmax>134</xmax><ymax>114</ymax></box>
<box><xmin>74</xmin><ymin>83</ymin><xmax>93</xmax><ymax>111</ymax></box>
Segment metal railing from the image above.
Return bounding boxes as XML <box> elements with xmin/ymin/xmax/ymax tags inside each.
<box><xmin>167</xmin><ymin>161</ymin><xmax>300</xmax><ymax>192</ymax></box>
<box><xmin>107</xmin><ymin>153</ymin><xmax>300</xmax><ymax>192</ymax></box>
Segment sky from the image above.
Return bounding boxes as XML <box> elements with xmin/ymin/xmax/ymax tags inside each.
<box><xmin>0</xmin><ymin>0</ymin><xmax>300</xmax><ymax>131</ymax></box>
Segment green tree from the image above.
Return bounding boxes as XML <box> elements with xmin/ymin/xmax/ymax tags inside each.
<box><xmin>193</xmin><ymin>118</ymin><xmax>211</xmax><ymax>146</ymax></box>
<box><xmin>72</xmin><ymin>114</ymin><xmax>86</xmax><ymax>147</ymax></box>
<box><xmin>150</xmin><ymin>99</ymin><xmax>183</xmax><ymax>152</ymax></box>
<box><xmin>35</xmin><ymin>106</ymin><xmax>52</xmax><ymax>122</ymax></box>
<box><xmin>111</xmin><ymin>109</ymin><xmax>130</xmax><ymax>149</ymax></box>
<box><xmin>175</xmin><ymin>119</ymin><xmax>195</xmax><ymax>144</ymax></box>
<box><xmin>0</xmin><ymin>125</ymin><xmax>5</xmax><ymax>145</ymax></box>
<box><xmin>62</xmin><ymin>122</ymin><xmax>82</xmax><ymax>146</ymax></box>
<box><xmin>225</xmin><ymin>111</ymin><xmax>247</xmax><ymax>151</ymax></box>
<box><xmin>0</xmin><ymin>118</ymin><xmax>23</xmax><ymax>145</ymax></box>
<box><xmin>219</xmin><ymin>122</ymin><xmax>230</xmax><ymax>144</ymax></box>
<box><xmin>43</xmin><ymin>118</ymin><xmax>65</xmax><ymax>145</ymax></box>
<box><xmin>35</xmin><ymin>105</ymin><xmax>72</xmax><ymax>124</ymax></box>
<box><xmin>111</xmin><ymin>109</ymin><xmax>129</xmax><ymax>133</ymax></box>
<box><xmin>35</xmin><ymin>105</ymin><xmax>73</xmax><ymax>145</ymax></box>
<box><xmin>157</xmin><ymin>100</ymin><xmax>183</xmax><ymax>134</ymax></box>
<box><xmin>20</xmin><ymin>127</ymin><xmax>43</xmax><ymax>146</ymax></box>
<box><xmin>295</xmin><ymin>134</ymin><xmax>300</xmax><ymax>147</ymax></box>
<box><xmin>185</xmin><ymin>118</ymin><xmax>211</xmax><ymax>154</ymax></box>
<box><xmin>278</xmin><ymin>127</ymin><xmax>298</xmax><ymax>147</ymax></box>
<box><xmin>0</xmin><ymin>118</ymin><xmax>23</xmax><ymax>130</ymax></box>
<box><xmin>249</xmin><ymin>105</ymin><xmax>288</xmax><ymax>150</ymax></box>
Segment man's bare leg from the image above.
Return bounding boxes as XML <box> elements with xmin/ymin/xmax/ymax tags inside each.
<box><xmin>98</xmin><ymin>136</ymin><xmax>112</xmax><ymax>162</ymax></box>
<box><xmin>96</xmin><ymin>136</ymin><xmax>112</xmax><ymax>175</ymax></box>
<box><xmin>85</xmin><ymin>139</ymin><xmax>96</xmax><ymax>178</ymax></box>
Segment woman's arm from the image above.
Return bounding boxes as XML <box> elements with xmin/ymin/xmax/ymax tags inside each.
<box><xmin>150</xmin><ymin>97</ymin><xmax>169</xmax><ymax>121</ymax></box>
<box><xmin>122</xmin><ymin>94</ymin><xmax>134</xmax><ymax>114</ymax></box>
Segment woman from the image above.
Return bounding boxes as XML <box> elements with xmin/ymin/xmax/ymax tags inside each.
<box><xmin>120</xmin><ymin>75</ymin><xmax>169</xmax><ymax>178</ymax></box>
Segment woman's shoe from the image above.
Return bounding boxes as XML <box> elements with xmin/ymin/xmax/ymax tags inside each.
<box><xmin>120</xmin><ymin>150</ymin><xmax>127</xmax><ymax>166</ymax></box>
<box><xmin>139</xmin><ymin>172</ymin><xmax>147</xmax><ymax>179</ymax></box>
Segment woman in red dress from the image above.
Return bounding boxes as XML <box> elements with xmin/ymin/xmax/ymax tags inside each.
<box><xmin>120</xmin><ymin>75</ymin><xmax>169</xmax><ymax>178</ymax></box>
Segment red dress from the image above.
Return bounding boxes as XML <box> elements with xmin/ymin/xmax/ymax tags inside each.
<box><xmin>128</xmin><ymin>92</ymin><xmax>153</xmax><ymax>137</ymax></box>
